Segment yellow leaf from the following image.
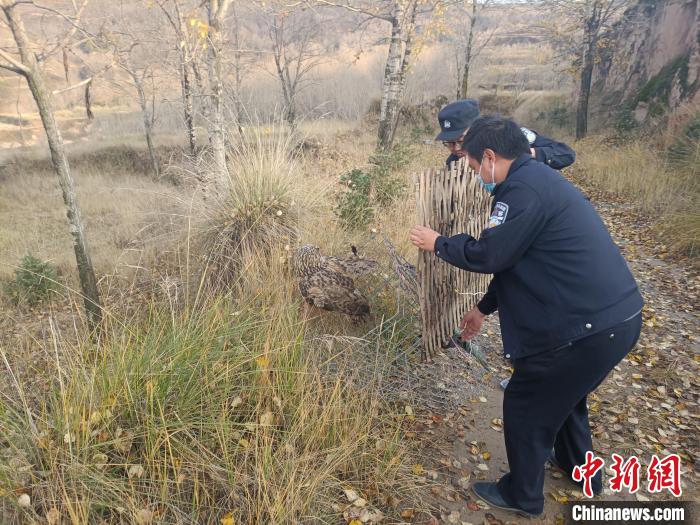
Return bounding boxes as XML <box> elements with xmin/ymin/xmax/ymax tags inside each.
<box><xmin>412</xmin><ymin>463</ymin><xmax>425</xmax><ymax>475</ymax></box>
<box><xmin>221</xmin><ymin>512</ymin><xmax>235</xmax><ymax>525</ymax></box>
<box><xmin>349</xmin><ymin>520</ymin><xmax>362</xmax><ymax>525</ymax></box>
<box><xmin>260</xmin><ymin>411</ymin><xmax>274</xmax><ymax>426</ymax></box>
<box><xmin>189</xmin><ymin>18</ymin><xmax>197</xmax><ymax>26</ymax></box>
<box><xmin>482</xmin><ymin>452</ymin><xmax>491</xmax><ymax>461</ymax></box>
<box><xmin>238</xmin><ymin>438</ymin><xmax>250</xmax><ymax>448</ymax></box>
<box><xmin>256</xmin><ymin>355</ymin><xmax>269</xmax><ymax>368</ymax></box>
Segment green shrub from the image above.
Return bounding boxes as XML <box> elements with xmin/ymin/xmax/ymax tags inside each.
<box><xmin>535</xmin><ymin>103</ymin><xmax>573</xmax><ymax>130</ymax></box>
<box><xmin>666</xmin><ymin>114</ymin><xmax>700</xmax><ymax>175</ymax></box>
<box><xmin>614</xmin><ymin>107</ymin><xmax>640</xmax><ymax>137</ymax></box>
<box><xmin>4</xmin><ymin>253</ymin><xmax>59</xmax><ymax>306</ymax></box>
<box><xmin>335</xmin><ymin>168</ymin><xmax>375</xmax><ymax>229</ymax></box>
<box><xmin>335</xmin><ymin>144</ymin><xmax>414</xmax><ymax>230</ymax></box>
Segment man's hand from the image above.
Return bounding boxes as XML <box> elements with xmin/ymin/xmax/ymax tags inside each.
<box><xmin>459</xmin><ymin>306</ymin><xmax>486</xmax><ymax>341</ymax></box>
<box><xmin>530</xmin><ymin>147</ymin><xmax>537</xmax><ymax>158</ymax></box>
<box><xmin>410</xmin><ymin>225</ymin><xmax>440</xmax><ymax>252</ymax></box>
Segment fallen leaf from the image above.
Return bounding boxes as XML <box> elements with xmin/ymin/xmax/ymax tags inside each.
<box><xmin>128</xmin><ymin>464</ymin><xmax>145</xmax><ymax>479</ymax></box>
<box><xmin>259</xmin><ymin>411</ymin><xmax>274</xmax><ymax>426</ymax></box>
<box><xmin>134</xmin><ymin>509</ymin><xmax>154</xmax><ymax>525</ymax></box>
<box><xmin>46</xmin><ymin>507</ymin><xmax>60</xmax><ymax>525</ymax></box>
<box><xmin>344</xmin><ymin>488</ymin><xmax>359</xmax><ymax>503</ymax></box>
<box><xmin>221</xmin><ymin>512</ymin><xmax>235</xmax><ymax>525</ymax></box>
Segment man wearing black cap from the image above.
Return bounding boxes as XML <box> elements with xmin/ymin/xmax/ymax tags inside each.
<box><xmin>439</xmin><ymin>98</ymin><xmax>577</xmax><ymax>392</ymax></box>
<box><xmin>410</xmin><ymin>115</ymin><xmax>643</xmax><ymax>518</ymax></box>
<box><xmin>436</xmin><ymin>99</ymin><xmax>576</xmax><ymax>170</ymax></box>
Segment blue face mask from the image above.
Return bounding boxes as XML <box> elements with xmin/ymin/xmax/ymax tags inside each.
<box><xmin>477</xmin><ymin>158</ymin><xmax>496</xmax><ymax>195</ymax></box>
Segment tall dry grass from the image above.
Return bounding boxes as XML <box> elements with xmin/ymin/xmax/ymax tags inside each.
<box><xmin>571</xmin><ymin>122</ymin><xmax>699</xmax><ymax>260</ymax></box>
<box><xmin>0</xmin><ymin>288</ymin><xmax>418</xmax><ymax>524</ymax></box>
<box><xmin>0</xmin><ymin>119</ymin><xmax>427</xmax><ymax>524</ymax></box>
<box><xmin>570</xmin><ymin>138</ymin><xmax>677</xmax><ymax>213</ymax></box>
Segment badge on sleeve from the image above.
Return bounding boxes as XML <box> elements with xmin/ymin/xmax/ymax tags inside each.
<box><xmin>488</xmin><ymin>202</ymin><xmax>509</xmax><ymax>228</ymax></box>
<box><xmin>521</xmin><ymin>127</ymin><xmax>537</xmax><ymax>144</ymax></box>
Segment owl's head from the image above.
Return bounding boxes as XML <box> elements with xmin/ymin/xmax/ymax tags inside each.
<box><xmin>293</xmin><ymin>245</ymin><xmax>322</xmax><ymax>277</ymax></box>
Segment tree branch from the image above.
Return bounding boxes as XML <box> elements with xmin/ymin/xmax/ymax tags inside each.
<box><xmin>0</xmin><ymin>47</ymin><xmax>29</xmax><ymax>75</ymax></box>
<box><xmin>51</xmin><ymin>61</ymin><xmax>114</xmax><ymax>94</ymax></box>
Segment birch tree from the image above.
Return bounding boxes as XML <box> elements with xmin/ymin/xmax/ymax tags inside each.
<box><xmin>120</xmin><ymin>52</ymin><xmax>160</xmax><ymax>178</ymax></box>
<box><xmin>538</xmin><ymin>0</ymin><xmax>626</xmax><ymax>139</ymax></box>
<box><xmin>204</xmin><ymin>0</ymin><xmax>232</xmax><ymax>177</ymax></box>
<box><xmin>0</xmin><ymin>0</ymin><xmax>102</xmax><ymax>332</ymax></box>
<box><xmin>453</xmin><ymin>0</ymin><xmax>495</xmax><ymax>99</ymax></box>
<box><xmin>317</xmin><ymin>0</ymin><xmax>444</xmax><ymax>151</ymax></box>
<box><xmin>157</xmin><ymin>0</ymin><xmax>202</xmax><ymax>156</ymax></box>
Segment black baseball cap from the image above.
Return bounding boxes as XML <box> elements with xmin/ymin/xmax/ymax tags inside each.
<box><xmin>435</xmin><ymin>99</ymin><xmax>481</xmax><ymax>141</ymax></box>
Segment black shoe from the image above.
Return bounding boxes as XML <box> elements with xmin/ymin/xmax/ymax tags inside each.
<box><xmin>547</xmin><ymin>450</ymin><xmax>563</xmax><ymax>471</ymax></box>
<box><xmin>548</xmin><ymin>451</ymin><xmax>602</xmax><ymax>496</ymax></box>
<box><xmin>471</xmin><ymin>481</ymin><xmax>541</xmax><ymax>518</ymax></box>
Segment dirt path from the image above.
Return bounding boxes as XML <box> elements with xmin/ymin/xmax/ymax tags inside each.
<box><xmin>410</xmin><ymin>192</ymin><xmax>700</xmax><ymax>524</ymax></box>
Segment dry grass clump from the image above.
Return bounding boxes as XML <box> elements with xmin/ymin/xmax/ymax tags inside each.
<box><xmin>571</xmin><ymin>137</ymin><xmax>676</xmax><ymax>213</ymax></box>
<box><xmin>572</xmin><ymin>120</ymin><xmax>699</xmax><ymax>261</ymax></box>
<box><xmin>0</xmin><ymin>286</ymin><xmax>418</xmax><ymax>524</ymax></box>
<box><xmin>194</xmin><ymin>125</ymin><xmax>300</xmax><ymax>295</ymax></box>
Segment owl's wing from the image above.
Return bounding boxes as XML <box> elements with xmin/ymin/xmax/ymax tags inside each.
<box><xmin>323</xmin><ymin>254</ymin><xmax>378</xmax><ymax>278</ymax></box>
<box><xmin>301</xmin><ymin>270</ymin><xmax>370</xmax><ymax>316</ymax></box>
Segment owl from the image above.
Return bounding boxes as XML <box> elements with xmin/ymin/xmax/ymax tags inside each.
<box><xmin>293</xmin><ymin>245</ymin><xmax>377</xmax><ymax>322</ymax></box>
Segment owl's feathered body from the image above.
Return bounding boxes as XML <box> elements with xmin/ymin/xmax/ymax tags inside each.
<box><xmin>293</xmin><ymin>245</ymin><xmax>377</xmax><ymax>321</ymax></box>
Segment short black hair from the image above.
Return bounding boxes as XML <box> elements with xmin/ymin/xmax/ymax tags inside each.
<box><xmin>463</xmin><ymin>115</ymin><xmax>530</xmax><ymax>162</ymax></box>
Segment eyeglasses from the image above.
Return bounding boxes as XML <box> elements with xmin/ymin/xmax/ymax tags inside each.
<box><xmin>442</xmin><ymin>140</ymin><xmax>463</xmax><ymax>150</ymax></box>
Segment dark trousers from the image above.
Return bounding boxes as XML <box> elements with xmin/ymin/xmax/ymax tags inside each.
<box><xmin>496</xmin><ymin>314</ymin><xmax>642</xmax><ymax>514</ymax></box>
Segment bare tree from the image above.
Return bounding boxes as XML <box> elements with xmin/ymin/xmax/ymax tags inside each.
<box><xmin>157</xmin><ymin>0</ymin><xmax>202</xmax><ymax>156</ymax></box>
<box><xmin>121</xmin><ymin>52</ymin><xmax>160</xmax><ymax>178</ymax></box>
<box><xmin>0</xmin><ymin>0</ymin><xmax>102</xmax><ymax>332</ymax></box>
<box><xmin>260</xmin><ymin>2</ymin><xmax>329</xmax><ymax>129</ymax></box>
<box><xmin>538</xmin><ymin>0</ymin><xmax>626</xmax><ymax>139</ymax></box>
<box><xmin>316</xmin><ymin>0</ymin><xmax>443</xmax><ymax>151</ymax></box>
<box><xmin>453</xmin><ymin>0</ymin><xmax>495</xmax><ymax>99</ymax></box>
<box><xmin>204</xmin><ymin>0</ymin><xmax>232</xmax><ymax>177</ymax></box>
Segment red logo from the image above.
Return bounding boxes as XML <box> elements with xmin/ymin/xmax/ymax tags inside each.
<box><xmin>572</xmin><ymin>451</ymin><xmax>605</xmax><ymax>498</ymax></box>
<box><xmin>609</xmin><ymin>454</ymin><xmax>641</xmax><ymax>494</ymax></box>
<box><xmin>647</xmin><ymin>454</ymin><xmax>682</xmax><ymax>497</ymax></box>
<box><xmin>571</xmin><ymin>452</ymin><xmax>683</xmax><ymax>498</ymax></box>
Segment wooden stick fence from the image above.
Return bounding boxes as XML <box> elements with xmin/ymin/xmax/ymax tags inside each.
<box><xmin>415</xmin><ymin>158</ymin><xmax>492</xmax><ymax>360</ymax></box>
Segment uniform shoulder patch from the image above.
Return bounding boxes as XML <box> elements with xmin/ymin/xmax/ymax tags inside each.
<box><xmin>488</xmin><ymin>202</ymin><xmax>509</xmax><ymax>228</ymax></box>
<box><xmin>521</xmin><ymin>127</ymin><xmax>537</xmax><ymax>144</ymax></box>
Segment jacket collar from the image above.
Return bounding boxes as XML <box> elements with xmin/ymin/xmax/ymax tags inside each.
<box><xmin>507</xmin><ymin>153</ymin><xmax>534</xmax><ymax>178</ymax></box>
<box><xmin>491</xmin><ymin>154</ymin><xmax>533</xmax><ymax>198</ymax></box>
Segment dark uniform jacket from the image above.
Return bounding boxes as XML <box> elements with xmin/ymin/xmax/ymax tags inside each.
<box><xmin>434</xmin><ymin>154</ymin><xmax>643</xmax><ymax>359</ymax></box>
<box><xmin>446</xmin><ymin>127</ymin><xmax>576</xmax><ymax>170</ymax></box>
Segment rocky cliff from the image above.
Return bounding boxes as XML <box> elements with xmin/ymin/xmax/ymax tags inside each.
<box><xmin>594</xmin><ymin>0</ymin><xmax>699</xmax><ymax>124</ymax></box>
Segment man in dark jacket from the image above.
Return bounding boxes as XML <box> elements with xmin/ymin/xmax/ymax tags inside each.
<box><xmin>437</xmin><ymin>98</ymin><xmax>576</xmax><ymax>170</ymax></box>
<box><xmin>410</xmin><ymin>115</ymin><xmax>643</xmax><ymax>517</ymax></box>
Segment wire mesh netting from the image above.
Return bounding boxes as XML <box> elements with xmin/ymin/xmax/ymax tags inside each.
<box><xmin>310</xmin><ymin>159</ymin><xmax>496</xmax><ymax>412</ymax></box>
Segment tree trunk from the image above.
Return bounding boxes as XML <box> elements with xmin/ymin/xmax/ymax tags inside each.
<box><xmin>206</xmin><ymin>0</ymin><xmax>230</xmax><ymax>178</ymax></box>
<box><xmin>460</xmin><ymin>2</ymin><xmax>477</xmax><ymax>98</ymax></box>
<box><xmin>377</xmin><ymin>2</ymin><xmax>405</xmax><ymax>151</ymax></box>
<box><xmin>3</xmin><ymin>3</ymin><xmax>102</xmax><ymax>332</ymax></box>
<box><xmin>130</xmin><ymin>68</ymin><xmax>160</xmax><ymax>178</ymax></box>
<box><xmin>576</xmin><ymin>48</ymin><xmax>594</xmax><ymax>139</ymax></box>
<box><xmin>177</xmin><ymin>47</ymin><xmax>197</xmax><ymax>156</ymax></box>
<box><xmin>576</xmin><ymin>4</ymin><xmax>601</xmax><ymax>140</ymax></box>
<box><xmin>231</xmin><ymin>2</ymin><xmax>244</xmax><ymax>134</ymax></box>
